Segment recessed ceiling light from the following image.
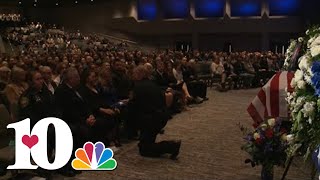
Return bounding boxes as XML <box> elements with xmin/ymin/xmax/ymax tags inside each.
<box><xmin>75</xmin><ymin>1</ymin><xmax>78</xmax><ymax>3</ymax></box>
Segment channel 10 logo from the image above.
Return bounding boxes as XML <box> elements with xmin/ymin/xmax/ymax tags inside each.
<box><xmin>6</xmin><ymin>118</ymin><xmax>117</xmax><ymax>171</ymax></box>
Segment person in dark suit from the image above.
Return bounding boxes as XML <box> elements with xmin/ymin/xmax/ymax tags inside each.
<box><xmin>18</xmin><ymin>71</ymin><xmax>56</xmax><ymax>178</ymax></box>
<box><xmin>54</xmin><ymin>67</ymin><xmax>93</xmax><ymax>177</ymax></box>
<box><xmin>130</xmin><ymin>65</ymin><xmax>181</xmax><ymax>160</ymax></box>
<box><xmin>152</xmin><ymin>58</ymin><xmax>171</xmax><ymax>90</ymax></box>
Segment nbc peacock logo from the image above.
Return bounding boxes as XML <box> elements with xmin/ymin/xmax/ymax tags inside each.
<box><xmin>71</xmin><ymin>142</ymin><xmax>117</xmax><ymax>170</ymax></box>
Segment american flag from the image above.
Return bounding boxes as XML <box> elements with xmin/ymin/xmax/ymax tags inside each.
<box><xmin>247</xmin><ymin>71</ymin><xmax>294</xmax><ymax>127</ymax></box>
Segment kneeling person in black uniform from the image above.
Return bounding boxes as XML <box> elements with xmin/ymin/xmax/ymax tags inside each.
<box><xmin>130</xmin><ymin>65</ymin><xmax>181</xmax><ymax>160</ymax></box>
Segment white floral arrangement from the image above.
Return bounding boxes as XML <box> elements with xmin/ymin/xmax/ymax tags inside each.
<box><xmin>286</xmin><ymin>26</ymin><xmax>320</xmax><ymax>160</ymax></box>
<box><xmin>283</xmin><ymin>39</ymin><xmax>299</xmax><ymax>70</ymax></box>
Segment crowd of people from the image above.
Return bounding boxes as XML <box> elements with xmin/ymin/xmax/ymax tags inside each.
<box><xmin>0</xmin><ymin>22</ymin><xmax>285</xmax><ymax>177</ymax></box>
<box><xmin>0</xmin><ymin>14</ymin><xmax>22</xmax><ymax>22</ymax></box>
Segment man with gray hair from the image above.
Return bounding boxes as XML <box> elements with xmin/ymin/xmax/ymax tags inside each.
<box><xmin>144</xmin><ymin>62</ymin><xmax>154</xmax><ymax>78</ymax></box>
<box><xmin>54</xmin><ymin>67</ymin><xmax>93</xmax><ymax>177</ymax></box>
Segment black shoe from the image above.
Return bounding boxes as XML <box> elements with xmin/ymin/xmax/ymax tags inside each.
<box><xmin>202</xmin><ymin>97</ymin><xmax>209</xmax><ymax>101</ymax></box>
<box><xmin>187</xmin><ymin>96</ymin><xmax>196</xmax><ymax>105</ymax></box>
<box><xmin>0</xmin><ymin>164</ymin><xmax>7</xmax><ymax>176</ymax></box>
<box><xmin>36</xmin><ymin>168</ymin><xmax>52</xmax><ymax>178</ymax></box>
<box><xmin>73</xmin><ymin>170</ymin><xmax>82</xmax><ymax>175</ymax></box>
<box><xmin>170</xmin><ymin>140</ymin><xmax>182</xmax><ymax>160</ymax></box>
<box><xmin>219</xmin><ymin>87</ymin><xmax>228</xmax><ymax>92</ymax></box>
<box><xmin>159</xmin><ymin>129</ymin><xmax>165</xmax><ymax>134</ymax></box>
<box><xmin>58</xmin><ymin>168</ymin><xmax>76</xmax><ymax>177</ymax></box>
<box><xmin>128</xmin><ymin>136</ymin><xmax>139</xmax><ymax>141</ymax></box>
<box><xmin>195</xmin><ymin>98</ymin><xmax>203</xmax><ymax>104</ymax></box>
<box><xmin>114</xmin><ymin>139</ymin><xmax>122</xmax><ymax>147</ymax></box>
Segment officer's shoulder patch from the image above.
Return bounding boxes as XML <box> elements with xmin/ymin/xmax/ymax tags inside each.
<box><xmin>20</xmin><ymin>97</ymin><xmax>29</xmax><ymax>108</ymax></box>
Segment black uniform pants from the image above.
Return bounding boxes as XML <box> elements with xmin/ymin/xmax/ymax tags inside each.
<box><xmin>138</xmin><ymin>130</ymin><xmax>175</xmax><ymax>157</ymax></box>
<box><xmin>138</xmin><ymin>115</ymin><xmax>176</xmax><ymax>157</ymax></box>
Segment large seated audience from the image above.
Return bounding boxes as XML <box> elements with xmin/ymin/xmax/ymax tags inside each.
<box><xmin>0</xmin><ymin>22</ymin><xmax>285</xmax><ymax>177</ymax></box>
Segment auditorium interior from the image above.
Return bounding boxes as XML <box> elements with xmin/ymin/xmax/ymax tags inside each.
<box><xmin>0</xmin><ymin>0</ymin><xmax>320</xmax><ymax>179</ymax></box>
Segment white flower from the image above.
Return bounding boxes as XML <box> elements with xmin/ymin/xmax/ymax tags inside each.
<box><xmin>305</xmin><ymin>75</ymin><xmax>312</xmax><ymax>84</ymax></box>
<box><xmin>296</xmin><ymin>97</ymin><xmax>305</xmax><ymax>105</ymax></box>
<box><xmin>311</xmin><ymin>36</ymin><xmax>320</xmax><ymax>48</ymax></box>
<box><xmin>306</xmin><ymin>30</ymin><xmax>310</xmax><ymax>35</ymax></box>
<box><xmin>311</xmin><ymin>45</ymin><xmax>320</xmax><ymax>57</ymax></box>
<box><xmin>286</xmin><ymin>134</ymin><xmax>294</xmax><ymax>143</ymax></box>
<box><xmin>307</xmin><ymin>67</ymin><xmax>313</xmax><ymax>76</ymax></box>
<box><xmin>253</xmin><ymin>133</ymin><xmax>260</xmax><ymax>140</ymax></box>
<box><xmin>294</xmin><ymin>97</ymin><xmax>306</xmax><ymax>111</ymax></box>
<box><xmin>260</xmin><ymin>124</ymin><xmax>268</xmax><ymax>131</ymax></box>
<box><xmin>298</xmin><ymin>37</ymin><xmax>304</xmax><ymax>42</ymax></box>
<box><xmin>298</xmin><ymin>55</ymin><xmax>310</xmax><ymax>71</ymax></box>
<box><xmin>297</xmin><ymin>80</ymin><xmax>306</xmax><ymax>89</ymax></box>
<box><xmin>294</xmin><ymin>70</ymin><xmax>304</xmax><ymax>81</ymax></box>
<box><xmin>286</xmin><ymin>49</ymin><xmax>291</xmax><ymax>55</ymax></box>
<box><xmin>308</xmin><ymin>37</ymin><xmax>316</xmax><ymax>48</ymax></box>
<box><xmin>301</xmin><ymin>101</ymin><xmax>315</xmax><ymax>118</ymax></box>
<box><xmin>308</xmin><ymin>117</ymin><xmax>313</xmax><ymax>124</ymax></box>
<box><xmin>292</xmin><ymin>92</ymin><xmax>297</xmax><ymax>97</ymax></box>
<box><xmin>267</xmin><ymin>118</ymin><xmax>276</xmax><ymax>127</ymax></box>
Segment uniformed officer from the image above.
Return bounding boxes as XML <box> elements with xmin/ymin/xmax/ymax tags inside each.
<box><xmin>18</xmin><ymin>71</ymin><xmax>57</xmax><ymax>128</ymax></box>
<box><xmin>130</xmin><ymin>65</ymin><xmax>181</xmax><ymax>160</ymax></box>
<box><xmin>18</xmin><ymin>70</ymin><xmax>56</xmax><ymax>178</ymax></box>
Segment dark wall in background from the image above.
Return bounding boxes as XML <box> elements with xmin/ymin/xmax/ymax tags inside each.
<box><xmin>8</xmin><ymin>0</ymin><xmax>316</xmax><ymax>51</ymax></box>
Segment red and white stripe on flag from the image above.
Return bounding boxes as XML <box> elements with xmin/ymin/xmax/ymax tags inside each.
<box><xmin>247</xmin><ymin>71</ymin><xmax>294</xmax><ymax>126</ymax></box>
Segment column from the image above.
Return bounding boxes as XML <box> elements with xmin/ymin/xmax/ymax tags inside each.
<box><xmin>261</xmin><ymin>32</ymin><xmax>270</xmax><ymax>52</ymax></box>
<box><xmin>192</xmin><ymin>32</ymin><xmax>199</xmax><ymax>50</ymax></box>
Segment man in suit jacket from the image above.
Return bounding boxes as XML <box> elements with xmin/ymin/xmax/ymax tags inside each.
<box><xmin>54</xmin><ymin>67</ymin><xmax>94</xmax><ymax>177</ymax></box>
<box><xmin>152</xmin><ymin>61</ymin><xmax>170</xmax><ymax>90</ymax></box>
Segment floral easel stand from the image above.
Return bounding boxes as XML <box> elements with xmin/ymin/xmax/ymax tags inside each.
<box><xmin>281</xmin><ymin>156</ymin><xmax>294</xmax><ymax>180</ymax></box>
